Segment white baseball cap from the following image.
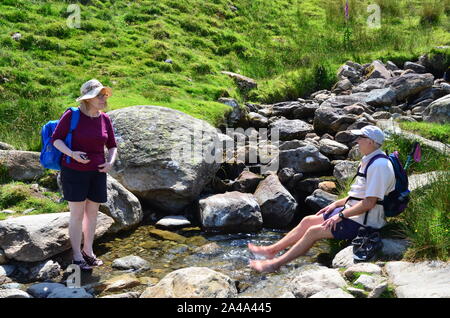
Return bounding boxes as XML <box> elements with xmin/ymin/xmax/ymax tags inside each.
<box><xmin>350</xmin><ymin>125</ymin><xmax>385</xmax><ymax>145</ymax></box>
<box><xmin>76</xmin><ymin>79</ymin><xmax>112</xmax><ymax>102</ymax></box>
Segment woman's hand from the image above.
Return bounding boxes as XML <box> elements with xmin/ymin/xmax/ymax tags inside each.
<box><xmin>71</xmin><ymin>151</ymin><xmax>90</xmax><ymax>164</ymax></box>
<box><xmin>315</xmin><ymin>202</ymin><xmax>337</xmax><ymax>216</ymax></box>
<box><xmin>322</xmin><ymin>214</ymin><xmax>343</xmax><ymax>231</ymax></box>
<box><xmin>98</xmin><ymin>162</ymin><xmax>113</xmax><ymax>173</ymax></box>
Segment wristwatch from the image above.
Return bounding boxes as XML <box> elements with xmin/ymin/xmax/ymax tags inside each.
<box><xmin>338</xmin><ymin>211</ymin><xmax>346</xmax><ymax>220</ymax></box>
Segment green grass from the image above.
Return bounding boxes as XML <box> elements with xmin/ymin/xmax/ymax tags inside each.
<box><xmin>383</xmin><ymin>134</ymin><xmax>450</xmax><ymax>174</ymax></box>
<box><xmin>0</xmin><ymin>181</ymin><xmax>68</xmax><ymax>220</ymax></box>
<box><xmin>400</xmin><ymin>172</ymin><xmax>449</xmax><ymax>261</ymax></box>
<box><xmin>0</xmin><ymin>0</ymin><xmax>449</xmax><ymax>151</ymax></box>
<box><xmin>399</xmin><ymin>122</ymin><xmax>450</xmax><ymax>144</ymax></box>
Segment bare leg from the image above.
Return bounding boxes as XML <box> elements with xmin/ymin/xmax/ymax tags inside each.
<box><xmin>249</xmin><ymin>225</ymin><xmax>334</xmax><ymax>273</ymax></box>
<box><xmin>82</xmin><ymin>199</ymin><xmax>99</xmax><ymax>257</ymax></box>
<box><xmin>69</xmin><ymin>201</ymin><xmax>86</xmax><ymax>261</ymax></box>
<box><xmin>248</xmin><ymin>215</ymin><xmax>324</xmax><ymax>259</ymax></box>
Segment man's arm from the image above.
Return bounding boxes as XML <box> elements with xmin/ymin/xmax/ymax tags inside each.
<box><xmin>315</xmin><ymin>196</ymin><xmax>349</xmax><ymax>216</ymax></box>
<box><xmin>340</xmin><ymin>197</ymin><xmax>378</xmax><ymax>218</ymax></box>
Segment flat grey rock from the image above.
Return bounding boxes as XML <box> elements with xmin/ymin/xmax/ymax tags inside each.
<box><xmin>385</xmin><ymin>261</ymin><xmax>450</xmax><ymax>298</ymax></box>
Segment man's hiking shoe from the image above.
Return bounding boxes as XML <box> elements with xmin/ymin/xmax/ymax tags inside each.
<box><xmin>352</xmin><ymin>227</ymin><xmax>383</xmax><ymax>262</ymax></box>
<box><xmin>72</xmin><ymin>259</ymin><xmax>93</xmax><ymax>271</ymax></box>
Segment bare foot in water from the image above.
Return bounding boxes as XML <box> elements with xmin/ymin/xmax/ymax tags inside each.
<box><xmin>248</xmin><ymin>243</ymin><xmax>278</xmax><ymax>259</ymax></box>
<box><xmin>249</xmin><ymin>259</ymin><xmax>280</xmax><ymax>273</ymax></box>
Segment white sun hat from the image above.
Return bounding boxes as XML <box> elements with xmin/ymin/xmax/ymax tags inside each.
<box><xmin>76</xmin><ymin>79</ymin><xmax>112</xmax><ymax>102</ymax></box>
<box><xmin>350</xmin><ymin>125</ymin><xmax>385</xmax><ymax>145</ymax></box>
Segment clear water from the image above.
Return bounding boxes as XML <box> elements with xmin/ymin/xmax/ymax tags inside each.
<box><xmin>81</xmin><ymin>222</ymin><xmax>331</xmax><ymax>297</ymax></box>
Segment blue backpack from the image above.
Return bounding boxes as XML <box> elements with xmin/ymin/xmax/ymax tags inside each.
<box><xmin>40</xmin><ymin>107</ymin><xmax>80</xmax><ymax>170</ymax></box>
<box><xmin>349</xmin><ymin>152</ymin><xmax>410</xmax><ymax>223</ymax></box>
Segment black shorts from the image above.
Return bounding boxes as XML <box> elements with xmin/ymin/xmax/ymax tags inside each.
<box><xmin>60</xmin><ymin>165</ymin><xmax>107</xmax><ymax>203</ymax></box>
<box><xmin>323</xmin><ymin>207</ymin><xmax>362</xmax><ymax>240</ymax></box>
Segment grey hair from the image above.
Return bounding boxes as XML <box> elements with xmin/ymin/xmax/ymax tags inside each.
<box><xmin>79</xmin><ymin>98</ymin><xmax>108</xmax><ymax>113</ymax></box>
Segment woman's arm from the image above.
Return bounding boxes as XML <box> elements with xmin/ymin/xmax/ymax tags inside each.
<box><xmin>53</xmin><ymin>139</ymin><xmax>89</xmax><ymax>164</ymax></box>
<box><xmin>53</xmin><ymin>139</ymin><xmax>73</xmax><ymax>158</ymax></box>
<box><xmin>98</xmin><ymin>147</ymin><xmax>117</xmax><ymax>173</ymax></box>
<box><xmin>106</xmin><ymin>147</ymin><xmax>117</xmax><ymax>164</ymax></box>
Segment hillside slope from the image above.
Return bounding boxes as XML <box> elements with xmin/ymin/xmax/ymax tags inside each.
<box><xmin>0</xmin><ymin>0</ymin><xmax>449</xmax><ymax>150</ymax></box>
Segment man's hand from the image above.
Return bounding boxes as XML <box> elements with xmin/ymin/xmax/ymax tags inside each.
<box><xmin>316</xmin><ymin>202</ymin><xmax>337</xmax><ymax>216</ymax></box>
<box><xmin>98</xmin><ymin>162</ymin><xmax>113</xmax><ymax>173</ymax></box>
<box><xmin>322</xmin><ymin>214</ymin><xmax>343</xmax><ymax>231</ymax></box>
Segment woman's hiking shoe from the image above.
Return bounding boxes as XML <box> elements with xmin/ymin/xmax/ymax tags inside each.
<box><xmin>72</xmin><ymin>259</ymin><xmax>93</xmax><ymax>271</ymax></box>
<box><xmin>81</xmin><ymin>250</ymin><xmax>104</xmax><ymax>267</ymax></box>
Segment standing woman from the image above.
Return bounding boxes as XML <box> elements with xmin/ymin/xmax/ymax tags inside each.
<box><xmin>51</xmin><ymin>79</ymin><xmax>118</xmax><ymax>270</ymax></box>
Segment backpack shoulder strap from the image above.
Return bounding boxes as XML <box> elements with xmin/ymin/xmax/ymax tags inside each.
<box><xmin>362</xmin><ymin>153</ymin><xmax>389</xmax><ymax>177</ymax></box>
<box><xmin>64</xmin><ymin>107</ymin><xmax>81</xmax><ymax>164</ymax></box>
<box><xmin>350</xmin><ymin>153</ymin><xmax>388</xmax><ymax>183</ymax></box>
<box><xmin>69</xmin><ymin>107</ymin><xmax>80</xmax><ymax>132</ymax></box>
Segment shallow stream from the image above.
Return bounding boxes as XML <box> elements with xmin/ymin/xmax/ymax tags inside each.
<box><xmin>75</xmin><ymin>219</ymin><xmax>331</xmax><ymax>297</ymax></box>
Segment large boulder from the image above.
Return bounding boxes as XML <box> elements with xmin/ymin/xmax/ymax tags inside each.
<box><xmin>198</xmin><ymin>191</ymin><xmax>263</xmax><ymax>233</ymax></box>
<box><xmin>313</xmin><ymin>108</ymin><xmax>358</xmax><ymax>135</ymax></box>
<box><xmin>0</xmin><ymin>212</ymin><xmax>113</xmax><ymax>262</ymax></box>
<box><xmin>247</xmin><ymin>112</ymin><xmax>269</xmax><ymax>128</ymax></box>
<box><xmin>319</xmin><ymin>139</ymin><xmax>349</xmax><ymax>156</ymax></box>
<box><xmin>320</xmin><ymin>93</ymin><xmax>370</xmax><ymax>109</ymax></box>
<box><xmin>352</xmin><ymin>78</ymin><xmax>386</xmax><ymax>93</ymax></box>
<box><xmin>253</xmin><ymin>173</ymin><xmax>297</xmax><ymax>228</ymax></box>
<box><xmin>0</xmin><ymin>150</ymin><xmax>45</xmax><ymax>181</ymax></box>
<box><xmin>364</xmin><ymin>60</ymin><xmax>392</xmax><ymax>80</ymax></box>
<box><xmin>99</xmin><ymin>175</ymin><xmax>143</xmax><ymax>233</ymax></box>
<box><xmin>232</xmin><ymin>170</ymin><xmax>264</xmax><ymax>193</ymax></box>
<box><xmin>417</xmin><ymin>48</ymin><xmax>450</xmax><ymax>75</ymax></box>
<box><xmin>305</xmin><ymin>189</ymin><xmax>338</xmax><ymax>212</ymax></box>
<box><xmin>278</xmin><ymin>145</ymin><xmax>331</xmax><ymax>174</ymax></box>
<box><xmin>423</xmin><ymin>94</ymin><xmax>450</xmax><ymax>123</ymax></box>
<box><xmin>107</xmin><ymin>105</ymin><xmax>221</xmax><ymax>214</ymax></box>
<box><xmin>0</xmin><ymin>142</ymin><xmax>14</xmax><ymax>150</ymax></box>
<box><xmin>404</xmin><ymin>62</ymin><xmax>426</xmax><ymax>74</ymax></box>
<box><xmin>365</xmin><ymin>88</ymin><xmax>397</xmax><ymax>107</ymax></box>
<box><xmin>386</xmin><ymin>73</ymin><xmax>434</xmax><ymax>102</ymax></box>
<box><xmin>336</xmin><ymin>61</ymin><xmax>364</xmax><ymax>83</ymax></box>
<box><xmin>269</xmin><ymin>119</ymin><xmax>314</xmax><ymax>141</ymax></box>
<box><xmin>221</xmin><ymin>71</ymin><xmax>257</xmax><ymax>94</ymax></box>
<box><xmin>218</xmin><ymin>98</ymin><xmax>248</xmax><ymax>127</ymax></box>
<box><xmin>292</xmin><ymin>102</ymin><xmax>319</xmax><ymax>119</ymax></box>
<box><xmin>333</xmin><ymin>160</ymin><xmax>359</xmax><ymax>187</ymax></box>
<box><xmin>140</xmin><ymin>267</ymin><xmax>238</xmax><ymax>298</ymax></box>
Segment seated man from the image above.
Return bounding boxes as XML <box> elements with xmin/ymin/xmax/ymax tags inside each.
<box><xmin>248</xmin><ymin>125</ymin><xmax>395</xmax><ymax>273</ymax></box>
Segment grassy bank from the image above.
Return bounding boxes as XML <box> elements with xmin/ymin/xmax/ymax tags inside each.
<box><xmin>0</xmin><ymin>0</ymin><xmax>449</xmax><ymax>151</ymax></box>
<box><xmin>400</xmin><ymin>172</ymin><xmax>449</xmax><ymax>261</ymax></box>
<box><xmin>0</xmin><ymin>181</ymin><xmax>68</xmax><ymax>221</ymax></box>
<box><xmin>399</xmin><ymin>122</ymin><xmax>450</xmax><ymax>144</ymax></box>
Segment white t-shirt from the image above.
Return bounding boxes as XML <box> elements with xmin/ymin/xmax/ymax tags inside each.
<box><xmin>346</xmin><ymin>148</ymin><xmax>395</xmax><ymax>229</ymax></box>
